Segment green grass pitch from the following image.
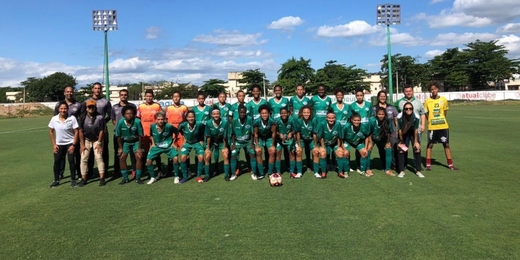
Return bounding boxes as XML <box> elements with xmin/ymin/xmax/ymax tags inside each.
<box><xmin>1</xmin><ymin>103</ymin><xmax>519</xmax><ymax>259</ymax></box>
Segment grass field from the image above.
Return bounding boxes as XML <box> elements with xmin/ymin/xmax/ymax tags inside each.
<box><xmin>1</xmin><ymin>103</ymin><xmax>520</xmax><ymax>259</ymax></box>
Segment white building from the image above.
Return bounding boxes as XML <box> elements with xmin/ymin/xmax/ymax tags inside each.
<box><xmin>222</xmin><ymin>72</ymin><xmax>247</xmax><ymax>97</ymax></box>
<box><xmin>5</xmin><ymin>91</ymin><xmax>21</xmax><ymax>102</ymax></box>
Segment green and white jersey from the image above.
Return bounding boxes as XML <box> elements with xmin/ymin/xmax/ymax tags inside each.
<box><xmin>317</xmin><ymin>121</ymin><xmax>342</xmax><ymax>146</ymax></box>
<box><xmin>275</xmin><ymin>117</ymin><xmax>295</xmax><ymax>135</ymax></box>
<box><xmin>115</xmin><ymin>118</ymin><xmax>143</xmax><ymax>143</ymax></box>
<box><xmin>217</xmin><ymin>103</ymin><xmax>231</xmax><ymax>120</ymax></box>
<box><xmin>368</xmin><ymin>117</ymin><xmax>394</xmax><ymax>142</ymax></box>
<box><xmin>268</xmin><ymin>97</ymin><xmax>290</xmax><ymax>120</ymax></box>
<box><xmin>228</xmin><ymin>102</ymin><xmax>248</xmax><ymax>120</ymax></box>
<box><xmin>178</xmin><ymin>121</ymin><xmax>204</xmax><ymax>144</ymax></box>
<box><xmin>247</xmin><ymin>99</ymin><xmax>269</xmax><ymax>121</ymax></box>
<box><xmin>311</xmin><ymin>95</ymin><xmax>332</xmax><ymax>123</ymax></box>
<box><xmin>231</xmin><ymin>117</ymin><xmax>254</xmax><ymax>144</ymax></box>
<box><xmin>289</xmin><ymin>95</ymin><xmax>312</xmax><ymax>118</ymax></box>
<box><xmin>204</xmin><ymin>119</ymin><xmax>229</xmax><ymax>143</ymax></box>
<box><xmin>295</xmin><ymin>118</ymin><xmax>317</xmax><ymax>141</ymax></box>
<box><xmin>150</xmin><ymin>123</ymin><xmax>177</xmax><ymax>149</ymax></box>
<box><xmin>253</xmin><ymin>117</ymin><xmax>276</xmax><ymax>139</ymax></box>
<box><xmin>349</xmin><ymin>101</ymin><xmax>373</xmax><ymax>125</ymax></box>
<box><xmin>194</xmin><ymin>105</ymin><xmax>212</xmax><ymax>124</ymax></box>
<box><xmin>342</xmin><ymin>122</ymin><xmax>370</xmax><ymax>146</ymax></box>
<box><xmin>332</xmin><ymin>102</ymin><xmax>350</xmax><ymax>125</ymax></box>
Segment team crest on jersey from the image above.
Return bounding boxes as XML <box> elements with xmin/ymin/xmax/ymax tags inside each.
<box><xmin>219</xmin><ymin>128</ymin><xmax>224</xmax><ymax>132</ymax></box>
<box><xmin>308</xmin><ymin>126</ymin><xmax>313</xmax><ymax>131</ymax></box>
<box><xmin>162</xmin><ymin>132</ymin><xmax>168</xmax><ymax>136</ymax></box>
<box><xmin>72</xmin><ymin>108</ymin><xmax>77</xmax><ymax>112</ymax></box>
<box><xmin>343</xmin><ymin>111</ymin><xmax>348</xmax><ymax>114</ymax></box>
<box><xmin>303</xmin><ymin>101</ymin><xmax>308</xmax><ymax>105</ymax></box>
<box><xmin>204</xmin><ymin>111</ymin><xmax>209</xmax><ymax>115</ymax></box>
<box><xmin>333</xmin><ymin>131</ymin><xmax>338</xmax><ymax>135</ymax></box>
<box><xmin>281</xmin><ymin>104</ymin><xmax>286</xmax><ymax>107</ymax></box>
<box><xmin>365</xmin><ymin>108</ymin><xmax>369</xmax><ymax>111</ymax></box>
<box><xmin>287</xmin><ymin>125</ymin><xmax>292</xmax><ymax>129</ymax></box>
<box><xmin>131</xmin><ymin>127</ymin><xmax>137</xmax><ymax>131</ymax></box>
<box><xmin>245</xmin><ymin>125</ymin><xmax>251</xmax><ymax>129</ymax></box>
<box><xmin>326</xmin><ymin>102</ymin><xmax>330</xmax><ymax>105</ymax></box>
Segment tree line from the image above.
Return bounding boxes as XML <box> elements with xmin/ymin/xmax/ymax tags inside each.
<box><xmin>4</xmin><ymin>40</ymin><xmax>518</xmax><ymax>102</ymax></box>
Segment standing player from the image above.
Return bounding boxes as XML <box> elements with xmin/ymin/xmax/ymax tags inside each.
<box><xmin>372</xmin><ymin>90</ymin><xmax>399</xmax><ymax>170</ymax></box>
<box><xmin>204</xmin><ymin>107</ymin><xmax>230</xmax><ymax>181</ymax></box>
<box><xmin>269</xmin><ymin>85</ymin><xmax>290</xmax><ymax>120</ymax></box>
<box><xmin>82</xmin><ymin>82</ymin><xmax>112</xmax><ymax>177</ymax></box>
<box><xmin>228</xmin><ymin>90</ymin><xmax>248</xmax><ymax>122</ymax></box>
<box><xmin>332</xmin><ymin>88</ymin><xmax>350</xmax><ymax>126</ymax></box>
<box><xmin>145</xmin><ymin>111</ymin><xmax>179</xmax><ymax>185</ymax></box>
<box><xmin>165</xmin><ymin>90</ymin><xmax>189</xmax><ymax>182</ymax></box>
<box><xmin>310</xmin><ymin>84</ymin><xmax>331</xmax><ymax>125</ymax></box>
<box><xmin>289</xmin><ymin>84</ymin><xmax>311</xmax><ymax>120</ymax></box>
<box><xmin>111</xmin><ymin>89</ymin><xmax>137</xmax><ymax>179</ymax></box>
<box><xmin>247</xmin><ymin>85</ymin><xmax>268</xmax><ymax>121</ymax></box>
<box><xmin>137</xmin><ymin>89</ymin><xmax>163</xmax><ymax>177</ymax></box>
<box><xmin>217</xmin><ymin>92</ymin><xmax>231</xmax><ymax>120</ymax></box>
<box><xmin>78</xmin><ymin>100</ymin><xmax>106</xmax><ymax>186</ymax></box>
<box><xmin>229</xmin><ymin>104</ymin><xmax>256</xmax><ymax>181</ymax></box>
<box><xmin>348</xmin><ymin>88</ymin><xmax>373</xmax><ymax>173</ymax></box>
<box><xmin>424</xmin><ymin>81</ymin><xmax>458</xmax><ymax>171</ymax></box>
<box><xmin>178</xmin><ymin>111</ymin><xmax>205</xmax><ymax>183</ymax></box>
<box><xmin>368</xmin><ymin>107</ymin><xmax>395</xmax><ymax>176</ymax></box>
<box><xmin>275</xmin><ymin>107</ymin><xmax>296</xmax><ymax>175</ymax></box>
<box><xmin>294</xmin><ymin>105</ymin><xmax>319</xmax><ymax>177</ymax></box>
<box><xmin>194</xmin><ymin>91</ymin><xmax>212</xmax><ymax>124</ymax></box>
<box><xmin>48</xmin><ymin>101</ymin><xmax>79</xmax><ymax>187</ymax></box>
<box><xmin>316</xmin><ymin>111</ymin><xmax>343</xmax><ymax>178</ymax></box>
<box><xmin>115</xmin><ymin>105</ymin><xmax>144</xmax><ymax>184</ymax></box>
<box><xmin>397</xmin><ymin>102</ymin><xmax>424</xmax><ymax>178</ymax></box>
<box><xmin>54</xmin><ymin>86</ymin><xmax>82</xmax><ymax>182</ymax></box>
<box><xmin>253</xmin><ymin>104</ymin><xmax>277</xmax><ymax>180</ymax></box>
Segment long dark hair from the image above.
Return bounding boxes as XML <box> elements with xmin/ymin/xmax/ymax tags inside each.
<box><xmin>375</xmin><ymin>107</ymin><xmax>390</xmax><ymax>139</ymax></box>
<box><xmin>401</xmin><ymin>102</ymin><xmax>415</xmax><ymax>134</ymax></box>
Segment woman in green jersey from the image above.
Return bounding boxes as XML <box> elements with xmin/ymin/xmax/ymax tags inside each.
<box><xmin>178</xmin><ymin>110</ymin><xmax>205</xmax><ymax>183</ymax></box>
<box><xmin>229</xmin><ymin>104</ymin><xmax>255</xmax><ymax>181</ymax></box>
<box><xmin>204</xmin><ymin>106</ymin><xmax>230</xmax><ymax>182</ymax></box>
<box><xmin>115</xmin><ymin>105</ymin><xmax>144</xmax><ymax>185</ymax></box>
<box><xmin>294</xmin><ymin>105</ymin><xmax>319</xmax><ymax>178</ymax></box>
<box><xmin>275</xmin><ymin>107</ymin><xmax>296</xmax><ymax>175</ymax></box>
<box><xmin>316</xmin><ymin>110</ymin><xmax>343</xmax><ymax>179</ymax></box>
<box><xmin>253</xmin><ymin>104</ymin><xmax>277</xmax><ymax>180</ymax></box>
<box><xmin>340</xmin><ymin>113</ymin><xmax>371</xmax><ymax>178</ymax></box>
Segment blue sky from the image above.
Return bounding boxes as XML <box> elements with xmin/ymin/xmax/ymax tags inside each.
<box><xmin>1</xmin><ymin>0</ymin><xmax>519</xmax><ymax>87</ymax></box>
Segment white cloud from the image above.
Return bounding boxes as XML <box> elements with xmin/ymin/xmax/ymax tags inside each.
<box><xmin>497</xmin><ymin>34</ymin><xmax>520</xmax><ymax>58</ymax></box>
<box><xmin>267</xmin><ymin>16</ymin><xmax>304</xmax><ymax>30</ymax></box>
<box><xmin>193</xmin><ymin>30</ymin><xmax>268</xmax><ymax>46</ymax></box>
<box><xmin>370</xmin><ymin>29</ymin><xmax>425</xmax><ymax>46</ymax></box>
<box><xmin>145</xmin><ymin>27</ymin><xmax>161</xmax><ymax>39</ymax></box>
<box><xmin>496</xmin><ymin>23</ymin><xmax>520</xmax><ymax>34</ymax></box>
<box><xmin>430</xmin><ymin>0</ymin><xmax>447</xmax><ymax>3</ymax></box>
<box><xmin>317</xmin><ymin>20</ymin><xmax>380</xmax><ymax>37</ymax></box>
<box><xmin>416</xmin><ymin>11</ymin><xmax>492</xmax><ymax>28</ymax></box>
<box><xmin>430</xmin><ymin>32</ymin><xmax>497</xmax><ymax>46</ymax></box>
<box><xmin>424</xmin><ymin>49</ymin><xmax>445</xmax><ymax>59</ymax></box>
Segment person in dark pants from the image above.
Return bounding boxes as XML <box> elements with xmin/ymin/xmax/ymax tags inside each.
<box><xmin>54</xmin><ymin>86</ymin><xmax>82</xmax><ymax>181</ymax></box>
<box><xmin>372</xmin><ymin>90</ymin><xmax>399</xmax><ymax>170</ymax></box>
<box><xmin>81</xmin><ymin>82</ymin><xmax>112</xmax><ymax>179</ymax></box>
<box><xmin>111</xmin><ymin>89</ymin><xmax>136</xmax><ymax>179</ymax></box>
<box><xmin>48</xmin><ymin>101</ymin><xmax>79</xmax><ymax>187</ymax></box>
<box><xmin>397</xmin><ymin>102</ymin><xmax>424</xmax><ymax>178</ymax></box>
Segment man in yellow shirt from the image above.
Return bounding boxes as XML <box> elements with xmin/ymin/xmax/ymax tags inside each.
<box><xmin>424</xmin><ymin>81</ymin><xmax>458</xmax><ymax>171</ymax></box>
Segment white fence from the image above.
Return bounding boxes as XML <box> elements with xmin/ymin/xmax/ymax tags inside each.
<box><xmin>12</xmin><ymin>90</ymin><xmax>520</xmax><ymax>110</ymax></box>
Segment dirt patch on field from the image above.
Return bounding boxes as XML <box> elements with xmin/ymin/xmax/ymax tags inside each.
<box><xmin>0</xmin><ymin>103</ymin><xmax>53</xmax><ymax>118</ymax></box>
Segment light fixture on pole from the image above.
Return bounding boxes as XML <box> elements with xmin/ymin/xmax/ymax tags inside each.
<box><xmin>376</xmin><ymin>3</ymin><xmax>400</xmax><ymax>103</ymax></box>
<box><xmin>92</xmin><ymin>10</ymin><xmax>118</xmax><ymax>101</ymax></box>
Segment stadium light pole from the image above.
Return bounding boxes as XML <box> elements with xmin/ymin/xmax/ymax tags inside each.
<box><xmin>377</xmin><ymin>4</ymin><xmax>400</xmax><ymax>103</ymax></box>
<box><xmin>92</xmin><ymin>10</ymin><xmax>118</xmax><ymax>101</ymax></box>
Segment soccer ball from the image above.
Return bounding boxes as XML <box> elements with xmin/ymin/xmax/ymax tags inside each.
<box><xmin>269</xmin><ymin>173</ymin><xmax>282</xmax><ymax>187</ymax></box>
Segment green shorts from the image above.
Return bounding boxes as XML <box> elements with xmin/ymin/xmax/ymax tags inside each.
<box><xmin>296</xmin><ymin>139</ymin><xmax>315</xmax><ymax>151</ymax></box>
<box><xmin>257</xmin><ymin>138</ymin><xmax>274</xmax><ymax>148</ymax></box>
<box><xmin>147</xmin><ymin>146</ymin><xmax>178</xmax><ymax>160</ymax></box>
<box><xmin>344</xmin><ymin>142</ymin><xmax>365</xmax><ymax>151</ymax></box>
<box><xmin>325</xmin><ymin>144</ymin><xmax>340</xmax><ymax>154</ymax></box>
<box><xmin>278</xmin><ymin>138</ymin><xmax>295</xmax><ymax>151</ymax></box>
<box><xmin>123</xmin><ymin>142</ymin><xmax>142</xmax><ymax>154</ymax></box>
<box><xmin>206</xmin><ymin>141</ymin><xmax>227</xmax><ymax>152</ymax></box>
<box><xmin>231</xmin><ymin>142</ymin><xmax>255</xmax><ymax>157</ymax></box>
<box><xmin>180</xmin><ymin>142</ymin><xmax>204</xmax><ymax>156</ymax></box>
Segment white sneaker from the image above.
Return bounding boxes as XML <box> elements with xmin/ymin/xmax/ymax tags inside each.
<box><xmin>314</xmin><ymin>173</ymin><xmax>322</xmax><ymax>179</ymax></box>
<box><xmin>350</xmin><ymin>169</ymin><xmax>354</xmax><ymax>172</ymax></box>
<box><xmin>257</xmin><ymin>175</ymin><xmax>265</xmax><ymax>180</ymax></box>
<box><xmin>416</xmin><ymin>171</ymin><xmax>425</xmax><ymax>178</ymax></box>
<box><xmin>398</xmin><ymin>172</ymin><xmax>405</xmax><ymax>178</ymax></box>
<box><xmin>147</xmin><ymin>177</ymin><xmax>157</xmax><ymax>185</ymax></box>
<box><xmin>230</xmin><ymin>174</ymin><xmax>237</xmax><ymax>181</ymax></box>
<box><xmin>174</xmin><ymin>177</ymin><xmax>180</xmax><ymax>184</ymax></box>
<box><xmin>356</xmin><ymin>169</ymin><xmax>363</xmax><ymax>174</ymax></box>
<box><xmin>251</xmin><ymin>174</ymin><xmax>258</xmax><ymax>180</ymax></box>
<box><xmin>295</xmin><ymin>173</ymin><xmax>302</xmax><ymax>179</ymax></box>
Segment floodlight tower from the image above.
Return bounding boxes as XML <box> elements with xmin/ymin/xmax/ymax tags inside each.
<box><xmin>377</xmin><ymin>4</ymin><xmax>400</xmax><ymax>103</ymax></box>
<box><xmin>92</xmin><ymin>10</ymin><xmax>118</xmax><ymax>100</ymax></box>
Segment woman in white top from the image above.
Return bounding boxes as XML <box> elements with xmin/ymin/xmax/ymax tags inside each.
<box><xmin>48</xmin><ymin>101</ymin><xmax>79</xmax><ymax>187</ymax></box>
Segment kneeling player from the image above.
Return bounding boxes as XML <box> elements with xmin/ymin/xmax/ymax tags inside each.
<box><xmin>204</xmin><ymin>106</ymin><xmax>230</xmax><ymax>181</ymax></box>
<box><xmin>229</xmin><ymin>104</ymin><xmax>255</xmax><ymax>180</ymax></box>
<box><xmin>178</xmin><ymin>111</ymin><xmax>205</xmax><ymax>183</ymax></box>
<box><xmin>145</xmin><ymin>111</ymin><xmax>179</xmax><ymax>184</ymax></box>
<box><xmin>115</xmin><ymin>105</ymin><xmax>144</xmax><ymax>184</ymax></box>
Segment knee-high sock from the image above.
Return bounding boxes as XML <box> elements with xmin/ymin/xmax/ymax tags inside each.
<box><xmin>313</xmin><ymin>162</ymin><xmax>320</xmax><ymax>174</ymax></box>
<box><xmin>180</xmin><ymin>162</ymin><xmax>188</xmax><ymax>179</ymax></box>
<box><xmin>360</xmin><ymin>156</ymin><xmax>370</xmax><ymax>172</ymax></box>
<box><xmin>366</xmin><ymin>150</ymin><xmax>372</xmax><ymax>170</ymax></box>
<box><xmin>275</xmin><ymin>160</ymin><xmax>281</xmax><ymax>174</ymax></box>
<box><xmin>136</xmin><ymin>169</ymin><xmax>143</xmax><ymax>179</ymax></box>
<box><xmin>337</xmin><ymin>158</ymin><xmax>345</xmax><ymax>173</ymax></box>
<box><xmin>205</xmin><ymin>163</ymin><xmax>210</xmax><ymax>177</ymax></box>
<box><xmin>224</xmin><ymin>163</ymin><xmax>230</xmax><ymax>177</ymax></box>
<box><xmin>296</xmin><ymin>161</ymin><xmax>303</xmax><ymax>174</ymax></box>
<box><xmin>230</xmin><ymin>157</ymin><xmax>238</xmax><ymax>175</ymax></box>
<box><xmin>147</xmin><ymin>165</ymin><xmax>155</xmax><ymax>178</ymax></box>
<box><xmin>197</xmin><ymin>161</ymin><xmax>204</xmax><ymax>177</ymax></box>
<box><xmin>121</xmin><ymin>169</ymin><xmax>129</xmax><ymax>180</ymax></box>
<box><xmin>289</xmin><ymin>160</ymin><xmax>295</xmax><ymax>174</ymax></box>
<box><xmin>173</xmin><ymin>163</ymin><xmax>179</xmax><ymax>177</ymax></box>
<box><xmin>385</xmin><ymin>148</ymin><xmax>392</xmax><ymax>171</ymax></box>
<box><xmin>257</xmin><ymin>160</ymin><xmax>265</xmax><ymax>176</ymax></box>
<box><xmin>250</xmin><ymin>158</ymin><xmax>258</xmax><ymax>175</ymax></box>
<box><xmin>268</xmin><ymin>162</ymin><xmax>274</xmax><ymax>175</ymax></box>
<box><xmin>344</xmin><ymin>158</ymin><xmax>350</xmax><ymax>172</ymax></box>
<box><xmin>320</xmin><ymin>158</ymin><xmax>327</xmax><ymax>173</ymax></box>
